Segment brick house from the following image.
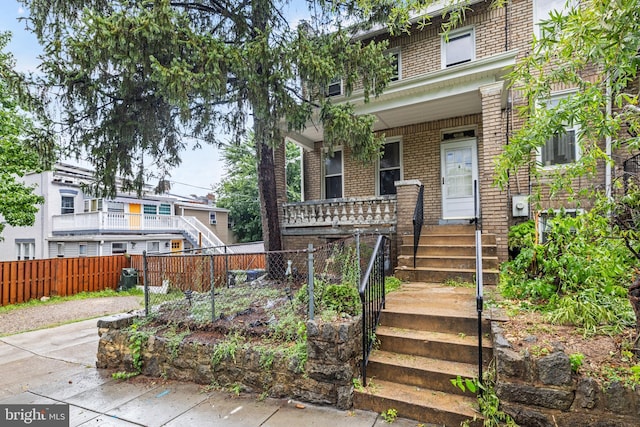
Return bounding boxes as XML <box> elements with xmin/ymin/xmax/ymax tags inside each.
<box><xmin>274</xmin><ymin>0</ymin><xmax>637</xmax><ymax>281</ymax></box>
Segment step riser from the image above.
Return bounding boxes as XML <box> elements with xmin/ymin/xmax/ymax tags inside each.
<box><xmin>380</xmin><ymin>311</ymin><xmax>490</xmax><ymax>336</ymax></box>
<box><xmin>353</xmin><ymin>392</ymin><xmax>478</xmax><ymax>427</ymax></box>
<box><xmin>366</xmin><ymin>362</ymin><xmax>472</xmax><ymax>396</ymax></box>
<box><xmin>394</xmin><ymin>269</ymin><xmax>498</xmax><ymax>285</ymax></box>
<box><xmin>411</xmin><ymin>235</ymin><xmax>496</xmax><ymax>246</ymax></box>
<box><xmin>399</xmin><ymin>245</ymin><xmax>498</xmax><ymax>257</ymax></box>
<box><xmin>377</xmin><ymin>335</ymin><xmax>492</xmax><ymax>364</ymax></box>
<box><xmin>397</xmin><ymin>256</ymin><xmax>499</xmax><ymax>270</ymax></box>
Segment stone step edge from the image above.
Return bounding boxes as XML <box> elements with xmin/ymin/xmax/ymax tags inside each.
<box><xmin>354</xmin><ymin>378</ymin><xmax>480</xmax><ymax>420</ymax></box>
<box><xmin>368</xmin><ymin>350</ymin><xmax>479</xmax><ymax>379</ymax></box>
<box><xmin>376</xmin><ymin>325</ymin><xmax>494</xmax><ymax>350</ymax></box>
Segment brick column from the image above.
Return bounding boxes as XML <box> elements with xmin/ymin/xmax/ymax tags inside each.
<box><xmin>394</xmin><ymin>179</ymin><xmax>423</xmax><ymax>262</ymax></box>
<box><xmin>479</xmin><ymin>82</ymin><xmax>509</xmax><ymax>261</ymax></box>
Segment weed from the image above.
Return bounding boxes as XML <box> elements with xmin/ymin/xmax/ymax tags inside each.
<box><xmin>211</xmin><ymin>333</ymin><xmax>245</xmax><ymax>366</ymax></box>
<box><xmin>229</xmin><ymin>382</ymin><xmax>243</xmax><ymax>396</ymax></box>
<box><xmin>452</xmin><ymin>369</ymin><xmax>517</xmax><ymax>427</ymax></box>
<box><xmin>384</xmin><ymin>276</ymin><xmax>402</xmax><ymax>294</ymax></box>
<box><xmin>444</xmin><ymin>278</ymin><xmax>474</xmax><ymax>288</ymax></box>
<box><xmin>352</xmin><ymin>378</ymin><xmax>364</xmax><ymax>392</ymax></box>
<box><xmin>164</xmin><ymin>324</ymin><xmax>190</xmax><ymax>361</ymax></box>
<box><xmin>569</xmin><ymin>353</ymin><xmax>585</xmax><ymax>373</ymax></box>
<box><xmin>530</xmin><ymin>345</ymin><xmax>550</xmax><ymax>357</ymax></box>
<box><xmin>112</xmin><ymin>371</ymin><xmax>139</xmax><ymax>380</ymax></box>
<box><xmin>380</xmin><ymin>408</ymin><xmax>398</xmax><ymax>423</ymax></box>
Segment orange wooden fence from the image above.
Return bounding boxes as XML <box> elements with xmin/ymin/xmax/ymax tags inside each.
<box><xmin>129</xmin><ymin>252</ymin><xmax>267</xmax><ymax>291</ymax></box>
<box><xmin>0</xmin><ymin>255</ymin><xmax>130</xmax><ymax>306</ymax></box>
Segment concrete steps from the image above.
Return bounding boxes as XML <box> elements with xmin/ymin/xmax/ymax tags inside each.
<box><xmin>395</xmin><ymin>224</ymin><xmax>499</xmax><ymax>285</ymax></box>
<box><xmin>353</xmin><ymin>282</ymin><xmax>490</xmax><ymax>426</ymax></box>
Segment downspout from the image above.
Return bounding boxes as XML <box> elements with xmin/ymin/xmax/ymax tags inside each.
<box><xmin>605</xmin><ymin>75</ymin><xmax>612</xmax><ymax>199</ymax></box>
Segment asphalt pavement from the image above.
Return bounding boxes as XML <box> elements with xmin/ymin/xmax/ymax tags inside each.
<box><xmin>0</xmin><ymin>317</ymin><xmax>422</xmax><ymax>426</ymax></box>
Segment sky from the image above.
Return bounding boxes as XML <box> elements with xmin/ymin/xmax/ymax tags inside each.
<box><xmin>0</xmin><ymin>0</ymin><xmax>307</xmax><ymax>197</ymax></box>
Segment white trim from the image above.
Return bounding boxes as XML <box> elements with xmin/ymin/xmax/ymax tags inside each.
<box><xmin>376</xmin><ymin>137</ymin><xmax>404</xmax><ymax>196</ymax></box>
<box><xmin>441</xmin><ymin>26</ymin><xmax>476</xmax><ymax>69</ymax></box>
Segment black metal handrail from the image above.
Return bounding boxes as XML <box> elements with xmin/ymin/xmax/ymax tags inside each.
<box><xmin>473</xmin><ymin>179</ymin><xmax>484</xmax><ymax>389</ymax></box>
<box><xmin>624</xmin><ymin>153</ymin><xmax>640</xmax><ymax>194</ymax></box>
<box><xmin>359</xmin><ymin>235</ymin><xmax>389</xmax><ymax>386</ymax></box>
<box><xmin>412</xmin><ymin>185</ymin><xmax>424</xmax><ymax>268</ymax></box>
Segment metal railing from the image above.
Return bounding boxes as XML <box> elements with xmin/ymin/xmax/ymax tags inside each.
<box><xmin>359</xmin><ymin>234</ymin><xmax>390</xmax><ymax>386</ymax></box>
<box><xmin>473</xmin><ymin>179</ymin><xmax>484</xmax><ymax>388</ymax></box>
<box><xmin>412</xmin><ymin>185</ymin><xmax>424</xmax><ymax>268</ymax></box>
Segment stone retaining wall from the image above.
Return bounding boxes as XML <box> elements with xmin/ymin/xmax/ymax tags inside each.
<box><xmin>96</xmin><ymin>313</ymin><xmax>361</xmax><ymax>409</ymax></box>
<box><xmin>492</xmin><ymin>321</ymin><xmax>640</xmax><ymax>427</ymax></box>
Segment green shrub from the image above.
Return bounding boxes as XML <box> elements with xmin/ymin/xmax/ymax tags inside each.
<box><xmin>322</xmin><ymin>284</ymin><xmax>361</xmax><ymax>316</ymax></box>
<box><xmin>499</xmin><ymin>205</ymin><xmax>636</xmax><ymax>335</ymax></box>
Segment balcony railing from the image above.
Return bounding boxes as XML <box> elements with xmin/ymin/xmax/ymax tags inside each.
<box><xmin>52</xmin><ymin>212</ymin><xmax>180</xmax><ymax>233</ymax></box>
<box><xmin>282</xmin><ymin>196</ymin><xmax>397</xmax><ymax>229</ymax></box>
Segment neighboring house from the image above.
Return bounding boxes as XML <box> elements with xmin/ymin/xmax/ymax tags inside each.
<box><xmin>0</xmin><ymin>163</ymin><xmax>231</xmax><ymax>261</ymax></box>
<box><xmin>275</xmin><ymin>0</ymin><xmax>639</xmax><ymax>271</ymax></box>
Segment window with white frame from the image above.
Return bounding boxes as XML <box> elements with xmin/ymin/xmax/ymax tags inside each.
<box><xmin>147</xmin><ymin>241</ymin><xmax>160</xmax><ymax>253</ymax></box>
<box><xmin>378</xmin><ymin>140</ymin><xmax>402</xmax><ymax>195</ymax></box>
<box><xmin>57</xmin><ymin>242</ymin><xmax>65</xmax><ymax>258</ymax></box>
<box><xmin>107</xmin><ymin>201</ymin><xmax>124</xmax><ymax>213</ymax></box>
<box><xmin>209</xmin><ymin>212</ymin><xmax>217</xmax><ymax>225</ymax></box>
<box><xmin>159</xmin><ymin>204</ymin><xmax>171</xmax><ymax>215</ymax></box>
<box><xmin>538</xmin><ymin>92</ymin><xmax>580</xmax><ymax>167</ymax></box>
<box><xmin>83</xmin><ymin>198</ymin><xmax>103</xmax><ymax>212</ymax></box>
<box><xmin>111</xmin><ymin>242</ymin><xmax>127</xmax><ymax>254</ymax></box>
<box><xmin>538</xmin><ymin>209</ymin><xmax>582</xmax><ymax>243</ymax></box>
<box><xmin>327</xmin><ymin>77</ymin><xmax>342</xmax><ymax>97</ymax></box>
<box><xmin>16</xmin><ymin>239</ymin><xmax>35</xmax><ymax>260</ymax></box>
<box><xmin>79</xmin><ymin>243</ymin><xmax>87</xmax><ymax>257</ymax></box>
<box><xmin>61</xmin><ymin>196</ymin><xmax>75</xmax><ymax>214</ymax></box>
<box><xmin>442</xmin><ymin>27</ymin><xmax>475</xmax><ymax>68</ymax></box>
<box><xmin>324</xmin><ymin>149</ymin><xmax>343</xmax><ymax>199</ymax></box>
<box><xmin>143</xmin><ymin>204</ymin><xmax>157</xmax><ymax>215</ymax></box>
<box><xmin>533</xmin><ymin>0</ymin><xmax>577</xmax><ymax>38</ymax></box>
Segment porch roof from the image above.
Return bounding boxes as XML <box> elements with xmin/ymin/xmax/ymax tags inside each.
<box><xmin>286</xmin><ymin>50</ymin><xmax>518</xmax><ymax>149</ymax></box>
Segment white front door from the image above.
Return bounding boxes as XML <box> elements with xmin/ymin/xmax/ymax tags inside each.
<box><xmin>441</xmin><ymin>139</ymin><xmax>478</xmax><ymax>220</ymax></box>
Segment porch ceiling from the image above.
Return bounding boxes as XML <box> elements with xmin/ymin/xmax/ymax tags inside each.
<box><xmin>286</xmin><ymin>50</ymin><xmax>518</xmax><ymax>149</ymax></box>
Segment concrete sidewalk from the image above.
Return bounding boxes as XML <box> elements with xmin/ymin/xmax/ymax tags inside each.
<box><xmin>0</xmin><ymin>318</ymin><xmax>420</xmax><ymax>426</ymax></box>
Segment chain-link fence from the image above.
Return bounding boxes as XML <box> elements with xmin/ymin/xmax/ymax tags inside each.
<box><xmin>137</xmin><ymin>232</ymin><xmax>389</xmax><ymax>331</ymax></box>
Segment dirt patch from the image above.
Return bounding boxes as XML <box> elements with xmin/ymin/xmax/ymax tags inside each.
<box><xmin>500</xmin><ymin>310</ymin><xmax>638</xmax><ymax>382</ymax></box>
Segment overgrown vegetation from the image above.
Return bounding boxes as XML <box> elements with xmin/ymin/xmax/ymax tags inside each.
<box><xmin>451</xmin><ymin>369</ymin><xmax>517</xmax><ymax>427</ymax></box>
<box><xmin>500</xmin><ymin>201</ymin><xmax>637</xmax><ymax>336</ymax></box>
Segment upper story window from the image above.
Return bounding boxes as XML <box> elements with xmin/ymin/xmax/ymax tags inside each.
<box><xmin>143</xmin><ymin>204</ymin><xmax>157</xmax><ymax>215</ymax></box>
<box><xmin>209</xmin><ymin>212</ymin><xmax>217</xmax><ymax>225</ymax></box>
<box><xmin>387</xmin><ymin>49</ymin><xmax>401</xmax><ymax>81</ymax></box>
<box><xmin>61</xmin><ymin>196</ymin><xmax>75</xmax><ymax>214</ymax></box>
<box><xmin>538</xmin><ymin>92</ymin><xmax>580</xmax><ymax>167</ymax></box>
<box><xmin>107</xmin><ymin>201</ymin><xmax>124</xmax><ymax>213</ymax></box>
<box><xmin>378</xmin><ymin>139</ymin><xmax>402</xmax><ymax>196</ymax></box>
<box><xmin>442</xmin><ymin>27</ymin><xmax>475</xmax><ymax>68</ymax></box>
<box><xmin>324</xmin><ymin>149</ymin><xmax>343</xmax><ymax>199</ymax></box>
<box><xmin>534</xmin><ymin>0</ymin><xmax>577</xmax><ymax>38</ymax></box>
<box><xmin>83</xmin><ymin>198</ymin><xmax>103</xmax><ymax>213</ymax></box>
<box><xmin>159</xmin><ymin>204</ymin><xmax>171</xmax><ymax>215</ymax></box>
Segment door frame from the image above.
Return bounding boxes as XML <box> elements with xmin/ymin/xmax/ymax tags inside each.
<box><xmin>440</xmin><ymin>138</ymin><xmax>479</xmax><ymax>220</ymax></box>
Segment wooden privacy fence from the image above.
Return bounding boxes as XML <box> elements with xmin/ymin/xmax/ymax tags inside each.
<box><xmin>0</xmin><ymin>255</ymin><xmax>130</xmax><ymax>306</ymax></box>
<box><xmin>129</xmin><ymin>252</ymin><xmax>267</xmax><ymax>291</ymax></box>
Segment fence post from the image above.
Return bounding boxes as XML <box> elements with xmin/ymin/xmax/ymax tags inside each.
<box><xmin>214</xmin><ymin>254</ymin><xmax>219</xmax><ymax>322</ymax></box>
<box><xmin>143</xmin><ymin>250</ymin><xmax>149</xmax><ymax>317</ymax></box>
<box><xmin>225</xmin><ymin>246</ymin><xmax>230</xmax><ymax>288</ymax></box>
<box><xmin>355</xmin><ymin>230</ymin><xmax>361</xmax><ymax>286</ymax></box>
<box><xmin>307</xmin><ymin>243</ymin><xmax>314</xmax><ymax>320</ymax></box>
